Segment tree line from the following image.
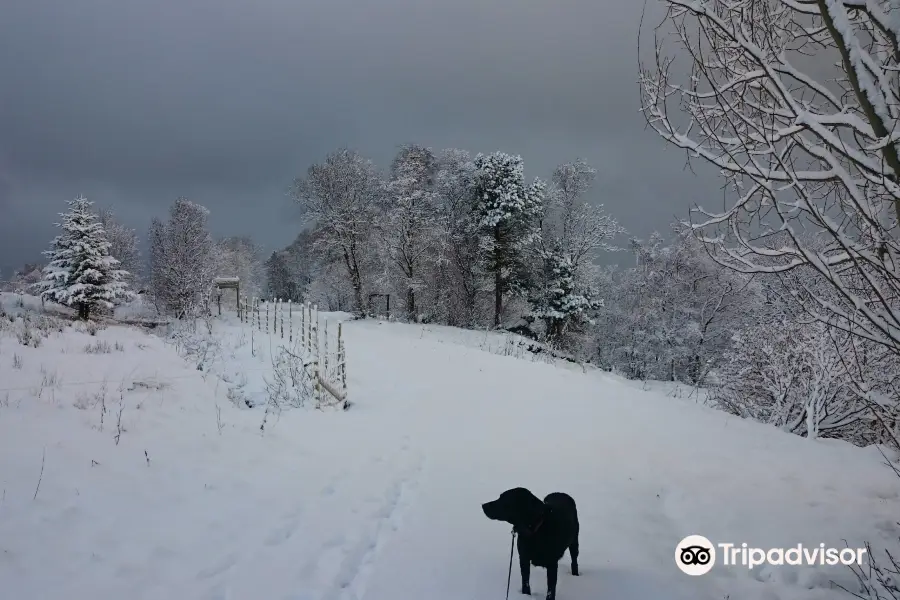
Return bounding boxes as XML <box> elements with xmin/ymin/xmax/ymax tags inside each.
<box><xmin>5</xmin><ymin>127</ymin><xmax>896</xmax><ymax>450</ymax></box>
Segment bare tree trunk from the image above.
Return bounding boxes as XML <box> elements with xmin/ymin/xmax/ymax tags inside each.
<box><xmin>351</xmin><ymin>270</ymin><xmax>364</xmax><ymax>318</ymax></box>
<box><xmin>406</xmin><ymin>287</ymin><xmax>416</xmax><ymax>322</ymax></box>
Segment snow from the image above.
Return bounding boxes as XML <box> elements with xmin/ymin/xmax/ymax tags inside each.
<box><xmin>1</xmin><ymin>292</ymin><xmax>898</xmax><ymax>600</ymax></box>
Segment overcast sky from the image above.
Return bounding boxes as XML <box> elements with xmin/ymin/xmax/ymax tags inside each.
<box><xmin>0</xmin><ymin>0</ymin><xmax>718</xmax><ymax>276</ymax></box>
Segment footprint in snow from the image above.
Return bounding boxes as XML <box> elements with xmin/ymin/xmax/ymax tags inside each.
<box><xmin>196</xmin><ymin>553</ymin><xmax>239</xmax><ymax>580</ymax></box>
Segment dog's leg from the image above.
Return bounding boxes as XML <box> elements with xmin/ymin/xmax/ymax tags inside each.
<box><xmin>569</xmin><ymin>535</ymin><xmax>579</xmax><ymax>576</ymax></box>
<box><xmin>519</xmin><ymin>553</ymin><xmax>531</xmax><ymax>595</ymax></box>
<box><xmin>545</xmin><ymin>563</ymin><xmax>558</xmax><ymax>600</ymax></box>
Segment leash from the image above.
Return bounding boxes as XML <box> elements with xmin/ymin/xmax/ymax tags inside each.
<box><xmin>506</xmin><ymin>527</ymin><xmax>516</xmax><ymax>600</ymax></box>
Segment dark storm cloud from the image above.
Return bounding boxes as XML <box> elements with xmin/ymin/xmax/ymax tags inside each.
<box><xmin>0</xmin><ymin>0</ymin><xmax>718</xmax><ymax>276</ymax></box>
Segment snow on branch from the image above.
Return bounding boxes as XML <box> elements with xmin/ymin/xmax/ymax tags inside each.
<box><xmin>639</xmin><ymin>0</ymin><xmax>900</xmax><ymax>366</ymax></box>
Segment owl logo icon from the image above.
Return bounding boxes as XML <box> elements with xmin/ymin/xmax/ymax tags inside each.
<box><xmin>675</xmin><ymin>535</ymin><xmax>716</xmax><ymax>575</ymax></box>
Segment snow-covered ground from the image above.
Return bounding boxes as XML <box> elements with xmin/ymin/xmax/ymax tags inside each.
<box><xmin>0</xmin><ymin>293</ymin><xmax>897</xmax><ymax>600</ymax></box>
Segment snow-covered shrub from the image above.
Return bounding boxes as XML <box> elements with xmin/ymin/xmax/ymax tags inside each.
<box><xmin>168</xmin><ymin>319</ymin><xmax>221</xmax><ymax>372</ymax></box>
<box><xmin>71</xmin><ymin>319</ymin><xmax>105</xmax><ymax>336</ymax></box>
<box><xmin>83</xmin><ymin>340</ymin><xmax>112</xmax><ymax>354</ymax></box>
<box><xmin>842</xmin><ymin>539</ymin><xmax>900</xmax><ymax>600</ymax></box>
<box><xmin>7</xmin><ymin>313</ymin><xmax>66</xmax><ymax>348</ymax></box>
<box><xmin>264</xmin><ymin>343</ymin><xmax>316</xmax><ymax>409</ymax></box>
<box><xmin>709</xmin><ymin>320</ymin><xmax>871</xmax><ymax>441</ymax></box>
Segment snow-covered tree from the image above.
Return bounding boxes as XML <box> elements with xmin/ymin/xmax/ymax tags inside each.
<box><xmin>472</xmin><ymin>152</ymin><xmax>545</xmax><ymax>327</ymax></box>
<box><xmin>377</xmin><ymin>144</ymin><xmax>443</xmax><ymax>321</ymax></box>
<box><xmin>215</xmin><ymin>236</ymin><xmax>262</xmax><ymax>301</ymax></box>
<box><xmin>39</xmin><ymin>196</ymin><xmax>132</xmax><ymax>319</ymax></box>
<box><xmin>147</xmin><ymin>217</ymin><xmax>167</xmax><ymax>312</ymax></box>
<box><xmin>529</xmin><ymin>159</ymin><xmax>625</xmax><ymax>346</ymax></box>
<box><xmin>98</xmin><ymin>207</ymin><xmax>141</xmax><ymax>286</ymax></box>
<box><xmin>291</xmin><ymin>149</ymin><xmax>384</xmax><ymax>317</ymax></box>
<box><xmin>528</xmin><ymin>244</ymin><xmax>603</xmax><ymax>345</ymax></box>
<box><xmin>595</xmin><ymin>226</ymin><xmax>755</xmax><ymax>383</ymax></box>
<box><xmin>265</xmin><ymin>251</ymin><xmax>296</xmax><ymax>301</ymax></box>
<box><xmin>639</xmin><ymin>0</ymin><xmax>900</xmax><ymax>404</ymax></box>
<box><xmin>434</xmin><ymin>148</ymin><xmax>484</xmax><ymax>326</ymax></box>
<box><xmin>3</xmin><ymin>263</ymin><xmax>43</xmax><ymax>294</ymax></box>
<box><xmin>304</xmin><ymin>258</ymin><xmax>356</xmax><ymax>312</ymax></box>
<box><xmin>147</xmin><ymin>197</ymin><xmax>215</xmax><ymax>318</ymax></box>
<box><xmin>544</xmin><ymin>159</ymin><xmax>623</xmax><ymax>266</ymax></box>
<box><xmin>710</xmin><ymin>319</ymin><xmax>871</xmax><ymax>441</ymax></box>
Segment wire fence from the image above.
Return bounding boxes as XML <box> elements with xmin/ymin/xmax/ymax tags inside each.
<box><xmin>0</xmin><ymin>296</ymin><xmax>350</xmax><ymax>408</ymax></box>
<box><xmin>237</xmin><ymin>296</ymin><xmax>348</xmax><ymax>406</ymax></box>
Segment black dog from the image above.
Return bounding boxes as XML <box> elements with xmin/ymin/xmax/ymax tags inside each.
<box><xmin>482</xmin><ymin>487</ymin><xmax>579</xmax><ymax>600</ymax></box>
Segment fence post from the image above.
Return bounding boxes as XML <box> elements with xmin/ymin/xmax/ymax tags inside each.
<box><xmin>313</xmin><ymin>309</ymin><xmax>321</xmax><ymax>407</ymax></box>
<box><xmin>288</xmin><ymin>299</ymin><xmax>292</xmax><ymax>343</ymax></box>
<box><xmin>280</xmin><ymin>298</ymin><xmax>284</xmax><ymax>339</ymax></box>
<box><xmin>338</xmin><ymin>322</ymin><xmax>346</xmax><ymax>394</ymax></box>
<box><xmin>313</xmin><ymin>304</ymin><xmax>319</xmax><ymax>355</ymax></box>
<box><xmin>324</xmin><ymin>319</ymin><xmax>329</xmax><ymax>380</ymax></box>
<box><xmin>306</xmin><ymin>301</ymin><xmax>312</xmax><ymax>353</ymax></box>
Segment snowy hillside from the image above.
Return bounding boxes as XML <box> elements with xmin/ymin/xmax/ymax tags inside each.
<box><xmin>0</xmin><ymin>293</ymin><xmax>897</xmax><ymax>600</ymax></box>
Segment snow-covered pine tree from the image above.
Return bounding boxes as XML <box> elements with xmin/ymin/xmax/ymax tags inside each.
<box><xmin>471</xmin><ymin>152</ymin><xmax>544</xmax><ymax>327</ymax></box>
<box><xmin>528</xmin><ymin>244</ymin><xmax>602</xmax><ymax>344</ymax></box>
<box><xmin>39</xmin><ymin>196</ymin><xmax>132</xmax><ymax>320</ymax></box>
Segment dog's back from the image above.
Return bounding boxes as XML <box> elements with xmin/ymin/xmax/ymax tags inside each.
<box><xmin>518</xmin><ymin>492</ymin><xmax>579</xmax><ymax>568</ymax></box>
<box><xmin>543</xmin><ymin>492</ymin><xmax>578</xmax><ymax>526</ymax></box>
<box><xmin>543</xmin><ymin>492</ymin><xmax>579</xmax><ymax>549</ymax></box>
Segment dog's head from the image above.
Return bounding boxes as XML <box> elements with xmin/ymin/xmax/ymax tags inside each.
<box><xmin>481</xmin><ymin>487</ymin><xmax>545</xmax><ymax>530</ymax></box>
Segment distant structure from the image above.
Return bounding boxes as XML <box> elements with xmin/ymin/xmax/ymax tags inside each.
<box><xmin>214</xmin><ymin>277</ymin><xmax>240</xmax><ymax>316</ymax></box>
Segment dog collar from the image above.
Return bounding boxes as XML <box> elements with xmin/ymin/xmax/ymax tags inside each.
<box><xmin>517</xmin><ymin>514</ymin><xmax>546</xmax><ymax>536</ymax></box>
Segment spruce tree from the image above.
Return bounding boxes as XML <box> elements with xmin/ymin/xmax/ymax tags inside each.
<box><xmin>528</xmin><ymin>245</ymin><xmax>602</xmax><ymax>344</ymax></box>
<box><xmin>39</xmin><ymin>196</ymin><xmax>131</xmax><ymax>320</ymax></box>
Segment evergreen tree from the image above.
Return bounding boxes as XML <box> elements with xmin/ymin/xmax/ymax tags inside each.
<box><xmin>471</xmin><ymin>152</ymin><xmax>544</xmax><ymax>326</ymax></box>
<box><xmin>265</xmin><ymin>250</ymin><xmax>299</xmax><ymax>301</ymax></box>
<box><xmin>39</xmin><ymin>196</ymin><xmax>132</xmax><ymax>320</ymax></box>
<box><xmin>528</xmin><ymin>244</ymin><xmax>602</xmax><ymax>344</ymax></box>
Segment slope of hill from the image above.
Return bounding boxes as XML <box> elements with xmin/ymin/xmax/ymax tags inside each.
<box><xmin>0</xmin><ymin>294</ymin><xmax>896</xmax><ymax>600</ymax></box>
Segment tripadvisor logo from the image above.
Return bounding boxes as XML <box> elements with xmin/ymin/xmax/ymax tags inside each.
<box><xmin>674</xmin><ymin>535</ymin><xmax>867</xmax><ymax>576</ymax></box>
